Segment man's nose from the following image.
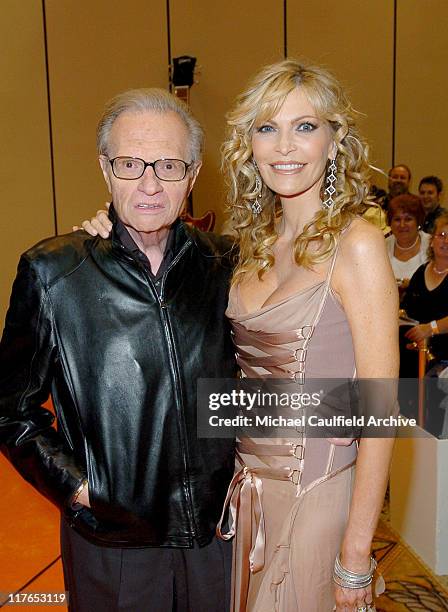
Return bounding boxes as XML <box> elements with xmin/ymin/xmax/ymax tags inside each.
<box><xmin>138</xmin><ymin>166</ymin><xmax>163</xmax><ymax>194</ymax></box>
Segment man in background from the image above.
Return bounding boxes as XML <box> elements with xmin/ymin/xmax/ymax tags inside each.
<box><xmin>419</xmin><ymin>175</ymin><xmax>444</xmax><ymax>233</ymax></box>
<box><xmin>379</xmin><ymin>164</ymin><xmax>412</xmax><ymax>210</ymax></box>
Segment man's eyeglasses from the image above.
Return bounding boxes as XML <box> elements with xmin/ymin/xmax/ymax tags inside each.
<box><xmin>107</xmin><ymin>157</ymin><xmax>192</xmax><ymax>181</ymax></box>
<box><xmin>434</xmin><ymin>232</ymin><xmax>448</xmax><ymax>240</ymax></box>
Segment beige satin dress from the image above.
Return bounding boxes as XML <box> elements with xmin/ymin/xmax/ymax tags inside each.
<box><xmin>217</xmin><ymin>250</ymin><xmax>359</xmax><ymax>611</ymax></box>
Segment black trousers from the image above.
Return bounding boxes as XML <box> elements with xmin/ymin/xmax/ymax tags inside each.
<box><xmin>60</xmin><ymin>519</ymin><xmax>232</xmax><ymax>612</ymax></box>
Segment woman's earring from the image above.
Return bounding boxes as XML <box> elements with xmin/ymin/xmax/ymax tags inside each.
<box><xmin>251</xmin><ymin>173</ymin><xmax>263</xmax><ymax>216</ymax></box>
<box><xmin>322</xmin><ymin>157</ymin><xmax>337</xmax><ymax>209</ymax></box>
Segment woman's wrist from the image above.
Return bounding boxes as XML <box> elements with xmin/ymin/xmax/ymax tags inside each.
<box><xmin>340</xmin><ymin>540</ymin><xmax>372</xmax><ymax>571</ymax></box>
<box><xmin>333</xmin><ymin>553</ymin><xmax>376</xmax><ymax>589</ymax></box>
<box><xmin>430</xmin><ymin>320</ymin><xmax>440</xmax><ymax>336</ymax></box>
<box><xmin>423</xmin><ymin>323</ymin><xmax>432</xmax><ymax>338</ymax></box>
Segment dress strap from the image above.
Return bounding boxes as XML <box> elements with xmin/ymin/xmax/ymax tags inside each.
<box><xmin>325</xmin><ymin>238</ymin><xmax>340</xmax><ymax>285</ymax></box>
<box><xmin>304</xmin><ymin>239</ymin><xmax>341</xmax><ymax>346</ymax></box>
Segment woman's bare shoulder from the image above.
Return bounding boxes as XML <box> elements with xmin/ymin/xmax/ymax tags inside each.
<box><xmin>332</xmin><ymin>217</ymin><xmax>394</xmax><ymax>295</ymax></box>
<box><xmin>338</xmin><ymin>217</ymin><xmax>387</xmax><ymax>262</ymax></box>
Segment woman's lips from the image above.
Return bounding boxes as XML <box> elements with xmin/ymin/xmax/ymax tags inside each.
<box><xmin>270</xmin><ymin>161</ymin><xmax>306</xmax><ymax>172</ymax></box>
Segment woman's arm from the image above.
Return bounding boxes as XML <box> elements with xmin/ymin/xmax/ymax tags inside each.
<box><xmin>405</xmin><ymin>315</ymin><xmax>448</xmax><ymax>343</ymax></box>
<box><xmin>333</xmin><ymin>219</ymin><xmax>399</xmax><ymax>608</ymax></box>
<box><xmin>402</xmin><ymin>264</ymin><xmax>448</xmax><ymax>343</ymax></box>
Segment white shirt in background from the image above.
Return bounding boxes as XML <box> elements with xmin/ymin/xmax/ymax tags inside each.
<box><xmin>385</xmin><ymin>231</ymin><xmax>431</xmax><ymax>280</ymax></box>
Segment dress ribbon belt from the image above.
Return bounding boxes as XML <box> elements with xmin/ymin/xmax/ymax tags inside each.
<box><xmin>216</xmin><ymin>457</ymin><xmax>299</xmax><ymax>611</ymax></box>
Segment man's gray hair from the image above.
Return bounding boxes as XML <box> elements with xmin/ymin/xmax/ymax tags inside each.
<box><xmin>97</xmin><ymin>88</ymin><xmax>204</xmax><ymax>162</ymax></box>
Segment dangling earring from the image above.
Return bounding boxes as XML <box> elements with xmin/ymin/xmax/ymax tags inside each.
<box><xmin>322</xmin><ymin>157</ymin><xmax>337</xmax><ymax>209</ymax></box>
<box><xmin>251</xmin><ymin>172</ymin><xmax>263</xmax><ymax>216</ymax></box>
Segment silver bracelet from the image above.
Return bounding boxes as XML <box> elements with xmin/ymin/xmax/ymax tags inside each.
<box><xmin>333</xmin><ymin>554</ymin><xmax>376</xmax><ymax>589</ymax></box>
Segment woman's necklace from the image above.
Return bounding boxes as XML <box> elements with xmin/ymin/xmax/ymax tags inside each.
<box><xmin>432</xmin><ymin>261</ymin><xmax>448</xmax><ymax>275</ymax></box>
<box><xmin>395</xmin><ymin>234</ymin><xmax>420</xmax><ymax>251</ymax></box>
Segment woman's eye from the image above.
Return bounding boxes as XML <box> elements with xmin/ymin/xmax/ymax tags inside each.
<box><xmin>297</xmin><ymin>122</ymin><xmax>316</xmax><ymax>132</ymax></box>
<box><xmin>256</xmin><ymin>124</ymin><xmax>275</xmax><ymax>133</ymax></box>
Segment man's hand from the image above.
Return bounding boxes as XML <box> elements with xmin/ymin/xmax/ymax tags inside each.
<box><xmin>77</xmin><ymin>482</ymin><xmax>90</xmax><ymax>507</ymax></box>
<box><xmin>74</xmin><ymin>482</ymin><xmax>91</xmax><ymax>508</ymax></box>
<box><xmin>73</xmin><ymin>202</ymin><xmax>112</xmax><ymax>239</ymax></box>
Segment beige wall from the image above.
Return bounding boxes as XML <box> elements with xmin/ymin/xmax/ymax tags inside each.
<box><xmin>45</xmin><ymin>0</ymin><xmax>168</xmax><ymax>234</ymax></box>
<box><xmin>0</xmin><ymin>2</ymin><xmax>54</xmax><ymax>324</ymax></box>
<box><xmin>288</xmin><ymin>0</ymin><xmax>394</xmax><ymax>193</ymax></box>
<box><xmin>170</xmin><ymin>0</ymin><xmax>284</xmax><ymax>229</ymax></box>
<box><xmin>396</xmin><ymin>0</ymin><xmax>448</xmax><ymax>201</ymax></box>
<box><xmin>2</xmin><ymin>2</ymin><xmax>448</xmax><ymax>325</ymax></box>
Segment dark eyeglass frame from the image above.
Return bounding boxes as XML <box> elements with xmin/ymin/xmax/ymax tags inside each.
<box><xmin>107</xmin><ymin>156</ymin><xmax>193</xmax><ymax>181</ymax></box>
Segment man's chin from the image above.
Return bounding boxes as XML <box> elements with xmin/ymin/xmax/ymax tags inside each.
<box><xmin>390</xmin><ymin>185</ymin><xmax>407</xmax><ymax>197</ymax></box>
<box><xmin>122</xmin><ymin>222</ymin><xmax>172</xmax><ymax>250</ymax></box>
<box><xmin>426</xmin><ymin>204</ymin><xmax>438</xmax><ymax>214</ymax></box>
<box><xmin>124</xmin><ymin>219</ymin><xmax>172</xmax><ymax>237</ymax></box>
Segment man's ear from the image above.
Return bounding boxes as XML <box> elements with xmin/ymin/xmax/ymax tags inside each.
<box><xmin>99</xmin><ymin>156</ymin><xmax>112</xmax><ymax>193</ymax></box>
<box><xmin>187</xmin><ymin>161</ymin><xmax>202</xmax><ymax>196</ymax></box>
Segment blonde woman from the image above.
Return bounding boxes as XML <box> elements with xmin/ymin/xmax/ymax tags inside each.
<box><xmin>215</xmin><ymin>59</ymin><xmax>398</xmax><ymax>612</ymax></box>
<box><xmin>80</xmin><ymin>59</ymin><xmax>398</xmax><ymax>612</ymax></box>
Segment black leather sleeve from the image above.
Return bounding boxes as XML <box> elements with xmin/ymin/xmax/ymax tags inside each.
<box><xmin>0</xmin><ymin>254</ymin><xmax>85</xmax><ymax>509</ymax></box>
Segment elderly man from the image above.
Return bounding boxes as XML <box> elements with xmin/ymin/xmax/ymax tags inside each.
<box><xmin>0</xmin><ymin>89</ymin><xmax>236</xmax><ymax>611</ymax></box>
<box><xmin>419</xmin><ymin>175</ymin><xmax>444</xmax><ymax>233</ymax></box>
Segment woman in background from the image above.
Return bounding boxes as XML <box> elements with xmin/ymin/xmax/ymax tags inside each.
<box><xmin>385</xmin><ymin>194</ymin><xmax>429</xmax><ymax>299</ymax></box>
<box><xmin>402</xmin><ymin>212</ymin><xmax>448</xmax><ymax>363</ymax></box>
<box><xmin>401</xmin><ymin>213</ymin><xmax>448</xmax><ymax>435</ymax></box>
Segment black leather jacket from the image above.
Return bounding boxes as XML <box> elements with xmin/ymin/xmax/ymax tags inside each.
<box><xmin>0</xmin><ymin>219</ymin><xmax>237</xmax><ymax>547</ymax></box>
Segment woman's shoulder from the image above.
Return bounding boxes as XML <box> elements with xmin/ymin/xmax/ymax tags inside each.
<box><xmin>338</xmin><ymin>217</ymin><xmax>387</xmax><ymax>261</ymax></box>
<box><xmin>332</xmin><ymin>217</ymin><xmax>394</xmax><ymax>293</ymax></box>
<box><xmin>409</xmin><ymin>262</ymin><xmax>427</xmax><ymax>285</ymax></box>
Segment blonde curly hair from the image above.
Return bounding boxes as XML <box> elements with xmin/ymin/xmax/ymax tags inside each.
<box><xmin>222</xmin><ymin>58</ymin><xmax>372</xmax><ymax>284</ymax></box>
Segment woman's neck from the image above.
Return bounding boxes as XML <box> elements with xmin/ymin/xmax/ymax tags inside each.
<box><xmin>278</xmin><ymin>191</ymin><xmax>322</xmax><ymax>240</ymax></box>
<box><xmin>395</xmin><ymin>232</ymin><xmax>419</xmax><ymax>250</ymax></box>
<box><xmin>393</xmin><ymin>233</ymin><xmax>420</xmax><ymax>261</ymax></box>
<box><xmin>432</xmin><ymin>257</ymin><xmax>448</xmax><ymax>273</ymax></box>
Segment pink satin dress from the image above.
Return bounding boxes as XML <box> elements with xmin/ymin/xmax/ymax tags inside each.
<box><xmin>217</xmin><ymin>250</ymin><xmax>358</xmax><ymax>611</ymax></box>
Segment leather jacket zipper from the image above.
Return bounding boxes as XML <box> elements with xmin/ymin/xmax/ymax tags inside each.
<box><xmin>115</xmin><ymin>238</ymin><xmax>198</xmax><ymax>539</ymax></box>
<box><xmin>158</xmin><ymin>242</ymin><xmax>198</xmax><ymax>539</ymax></box>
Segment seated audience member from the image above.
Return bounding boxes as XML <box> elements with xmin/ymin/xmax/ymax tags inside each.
<box><xmin>420</xmin><ymin>175</ymin><xmax>444</xmax><ymax>233</ymax></box>
<box><xmin>385</xmin><ymin>194</ymin><xmax>430</xmax><ymax>298</ymax></box>
<box><xmin>400</xmin><ymin>213</ymin><xmax>448</xmax><ymax>371</ymax></box>
<box><xmin>379</xmin><ymin>164</ymin><xmax>412</xmax><ymax>210</ymax></box>
<box><xmin>400</xmin><ymin>213</ymin><xmax>448</xmax><ymax>435</ymax></box>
